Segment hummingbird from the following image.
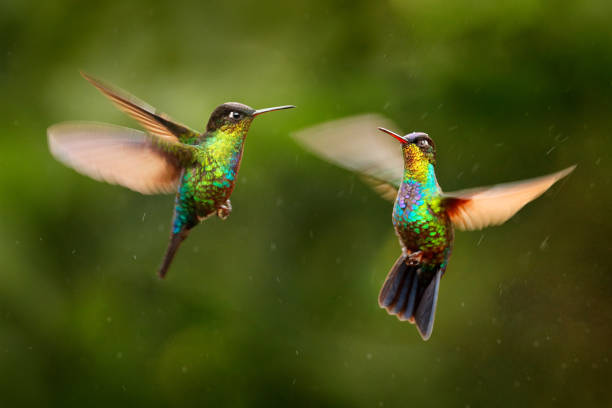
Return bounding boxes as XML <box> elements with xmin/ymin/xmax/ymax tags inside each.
<box><xmin>48</xmin><ymin>72</ymin><xmax>295</xmax><ymax>278</ymax></box>
<box><xmin>293</xmin><ymin>114</ymin><xmax>575</xmax><ymax>340</ymax></box>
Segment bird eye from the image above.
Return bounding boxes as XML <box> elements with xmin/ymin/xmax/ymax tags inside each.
<box><xmin>417</xmin><ymin>138</ymin><xmax>429</xmax><ymax>148</ymax></box>
<box><xmin>229</xmin><ymin>111</ymin><xmax>242</xmax><ymax>120</ymax></box>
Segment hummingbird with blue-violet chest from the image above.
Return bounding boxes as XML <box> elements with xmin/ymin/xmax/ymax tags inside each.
<box><xmin>293</xmin><ymin>115</ymin><xmax>575</xmax><ymax>340</ymax></box>
<box><xmin>48</xmin><ymin>72</ymin><xmax>295</xmax><ymax>278</ymax></box>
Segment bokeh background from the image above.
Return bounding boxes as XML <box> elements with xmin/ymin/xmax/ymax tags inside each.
<box><xmin>1</xmin><ymin>0</ymin><xmax>610</xmax><ymax>406</ymax></box>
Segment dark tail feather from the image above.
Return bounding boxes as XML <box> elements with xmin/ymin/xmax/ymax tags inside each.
<box><xmin>158</xmin><ymin>229</ymin><xmax>190</xmax><ymax>279</ymax></box>
<box><xmin>378</xmin><ymin>254</ymin><xmax>442</xmax><ymax>341</ymax></box>
<box><xmin>379</xmin><ymin>254</ymin><xmax>419</xmax><ymax>319</ymax></box>
<box><xmin>414</xmin><ymin>270</ymin><xmax>442</xmax><ymax>340</ymax></box>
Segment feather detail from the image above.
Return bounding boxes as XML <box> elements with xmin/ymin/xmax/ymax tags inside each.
<box><xmin>361</xmin><ymin>175</ymin><xmax>399</xmax><ymax>201</ymax></box>
<box><xmin>81</xmin><ymin>72</ymin><xmax>200</xmax><ymax>144</ymax></box>
<box><xmin>48</xmin><ymin>122</ymin><xmax>196</xmax><ymax>194</ymax></box>
<box><xmin>292</xmin><ymin>114</ymin><xmax>404</xmax><ymax>192</ymax></box>
<box><xmin>443</xmin><ymin>165</ymin><xmax>576</xmax><ymax>230</ymax></box>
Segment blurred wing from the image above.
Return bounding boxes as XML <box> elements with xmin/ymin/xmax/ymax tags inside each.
<box><xmin>443</xmin><ymin>165</ymin><xmax>576</xmax><ymax>230</ymax></box>
<box><xmin>362</xmin><ymin>175</ymin><xmax>400</xmax><ymax>201</ymax></box>
<box><xmin>292</xmin><ymin>114</ymin><xmax>404</xmax><ymax>199</ymax></box>
<box><xmin>48</xmin><ymin>122</ymin><xmax>197</xmax><ymax>194</ymax></box>
<box><xmin>81</xmin><ymin>72</ymin><xmax>200</xmax><ymax>144</ymax></box>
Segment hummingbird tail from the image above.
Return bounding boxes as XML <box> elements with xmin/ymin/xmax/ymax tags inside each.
<box><xmin>158</xmin><ymin>228</ymin><xmax>191</xmax><ymax>279</ymax></box>
<box><xmin>378</xmin><ymin>254</ymin><xmax>442</xmax><ymax>341</ymax></box>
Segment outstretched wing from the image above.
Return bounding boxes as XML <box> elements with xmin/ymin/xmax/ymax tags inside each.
<box><xmin>292</xmin><ymin>114</ymin><xmax>403</xmax><ymax>200</ymax></box>
<box><xmin>48</xmin><ymin>122</ymin><xmax>197</xmax><ymax>194</ymax></box>
<box><xmin>443</xmin><ymin>165</ymin><xmax>576</xmax><ymax>230</ymax></box>
<box><xmin>81</xmin><ymin>72</ymin><xmax>201</xmax><ymax>144</ymax></box>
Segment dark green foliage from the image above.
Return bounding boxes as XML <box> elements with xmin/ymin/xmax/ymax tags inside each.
<box><xmin>0</xmin><ymin>0</ymin><xmax>610</xmax><ymax>406</ymax></box>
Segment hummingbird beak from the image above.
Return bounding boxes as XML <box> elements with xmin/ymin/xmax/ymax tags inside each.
<box><xmin>252</xmin><ymin>105</ymin><xmax>296</xmax><ymax>117</ymax></box>
<box><xmin>378</xmin><ymin>127</ymin><xmax>407</xmax><ymax>143</ymax></box>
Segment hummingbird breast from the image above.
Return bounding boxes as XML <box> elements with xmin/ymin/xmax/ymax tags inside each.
<box><xmin>178</xmin><ymin>155</ymin><xmax>240</xmax><ymax>218</ymax></box>
<box><xmin>392</xmin><ymin>179</ymin><xmax>453</xmax><ymax>264</ymax></box>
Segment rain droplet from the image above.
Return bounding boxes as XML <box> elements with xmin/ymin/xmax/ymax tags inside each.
<box><xmin>540</xmin><ymin>236</ymin><xmax>550</xmax><ymax>251</ymax></box>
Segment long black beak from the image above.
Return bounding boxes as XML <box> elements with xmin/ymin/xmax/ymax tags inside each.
<box><xmin>253</xmin><ymin>105</ymin><xmax>296</xmax><ymax>117</ymax></box>
<box><xmin>378</xmin><ymin>127</ymin><xmax>407</xmax><ymax>143</ymax></box>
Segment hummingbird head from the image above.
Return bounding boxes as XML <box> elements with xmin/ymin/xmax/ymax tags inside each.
<box><xmin>378</xmin><ymin>128</ymin><xmax>436</xmax><ymax>165</ymax></box>
<box><xmin>206</xmin><ymin>102</ymin><xmax>295</xmax><ymax>133</ymax></box>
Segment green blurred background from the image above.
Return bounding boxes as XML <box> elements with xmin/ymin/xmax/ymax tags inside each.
<box><xmin>1</xmin><ymin>0</ymin><xmax>610</xmax><ymax>406</ymax></box>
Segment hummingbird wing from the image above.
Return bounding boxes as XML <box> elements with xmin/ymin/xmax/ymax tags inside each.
<box><xmin>81</xmin><ymin>72</ymin><xmax>201</xmax><ymax>144</ymax></box>
<box><xmin>361</xmin><ymin>175</ymin><xmax>401</xmax><ymax>201</ymax></box>
<box><xmin>48</xmin><ymin>122</ymin><xmax>197</xmax><ymax>194</ymax></box>
<box><xmin>292</xmin><ymin>114</ymin><xmax>403</xmax><ymax>199</ymax></box>
<box><xmin>442</xmin><ymin>165</ymin><xmax>575</xmax><ymax>230</ymax></box>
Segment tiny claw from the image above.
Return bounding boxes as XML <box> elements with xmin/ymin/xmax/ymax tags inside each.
<box><xmin>405</xmin><ymin>251</ymin><xmax>423</xmax><ymax>266</ymax></box>
<box><xmin>217</xmin><ymin>200</ymin><xmax>232</xmax><ymax>220</ymax></box>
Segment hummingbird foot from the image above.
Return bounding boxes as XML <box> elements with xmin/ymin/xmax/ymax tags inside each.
<box><xmin>405</xmin><ymin>250</ymin><xmax>423</xmax><ymax>266</ymax></box>
<box><xmin>217</xmin><ymin>200</ymin><xmax>232</xmax><ymax>220</ymax></box>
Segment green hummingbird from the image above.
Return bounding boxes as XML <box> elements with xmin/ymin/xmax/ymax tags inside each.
<box><xmin>293</xmin><ymin>114</ymin><xmax>575</xmax><ymax>340</ymax></box>
<box><xmin>48</xmin><ymin>72</ymin><xmax>295</xmax><ymax>278</ymax></box>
